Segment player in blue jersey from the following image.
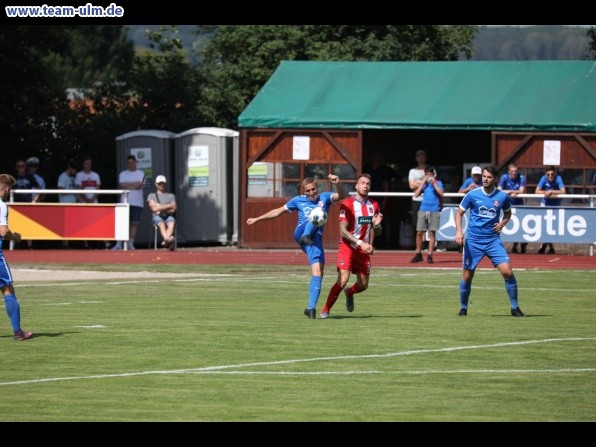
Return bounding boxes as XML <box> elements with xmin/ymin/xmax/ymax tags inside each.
<box><xmin>246</xmin><ymin>174</ymin><xmax>347</xmax><ymax>319</ymax></box>
<box><xmin>455</xmin><ymin>165</ymin><xmax>525</xmax><ymax>317</ymax></box>
<box><xmin>0</xmin><ymin>174</ymin><xmax>34</xmax><ymax>340</ymax></box>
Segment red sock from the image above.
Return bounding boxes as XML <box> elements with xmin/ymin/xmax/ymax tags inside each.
<box><xmin>348</xmin><ymin>283</ymin><xmax>362</xmax><ymax>295</ymax></box>
<box><xmin>323</xmin><ymin>283</ymin><xmax>343</xmax><ymax>311</ymax></box>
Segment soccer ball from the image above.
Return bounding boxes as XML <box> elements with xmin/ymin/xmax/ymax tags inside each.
<box><xmin>308</xmin><ymin>207</ymin><xmax>328</xmax><ymax>227</ymax></box>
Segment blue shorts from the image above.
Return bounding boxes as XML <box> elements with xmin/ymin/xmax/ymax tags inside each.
<box><xmin>130</xmin><ymin>206</ymin><xmax>143</xmax><ymax>224</ymax></box>
<box><xmin>294</xmin><ymin>222</ymin><xmax>325</xmax><ymax>266</ymax></box>
<box><xmin>152</xmin><ymin>215</ymin><xmax>176</xmax><ymax>226</ymax></box>
<box><xmin>0</xmin><ymin>253</ymin><xmax>14</xmax><ymax>288</ymax></box>
<box><xmin>462</xmin><ymin>237</ymin><xmax>510</xmax><ymax>270</ymax></box>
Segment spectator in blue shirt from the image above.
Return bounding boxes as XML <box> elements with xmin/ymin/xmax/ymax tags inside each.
<box><xmin>410</xmin><ymin>166</ymin><xmax>443</xmax><ymax>264</ymax></box>
<box><xmin>535</xmin><ymin>165</ymin><xmax>566</xmax><ymax>254</ymax></box>
<box><xmin>458</xmin><ymin>166</ymin><xmax>483</xmax><ymax>194</ymax></box>
<box><xmin>498</xmin><ymin>163</ymin><xmax>527</xmax><ymax>254</ymax></box>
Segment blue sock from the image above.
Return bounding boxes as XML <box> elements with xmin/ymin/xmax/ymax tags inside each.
<box><xmin>505</xmin><ymin>276</ymin><xmax>519</xmax><ymax>309</ymax></box>
<box><xmin>4</xmin><ymin>294</ymin><xmax>21</xmax><ymax>331</ymax></box>
<box><xmin>459</xmin><ymin>280</ymin><xmax>471</xmax><ymax>309</ymax></box>
<box><xmin>308</xmin><ymin>276</ymin><xmax>322</xmax><ymax>310</ymax></box>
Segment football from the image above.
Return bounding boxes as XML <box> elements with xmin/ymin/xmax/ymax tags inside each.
<box><xmin>308</xmin><ymin>207</ymin><xmax>328</xmax><ymax>227</ymax></box>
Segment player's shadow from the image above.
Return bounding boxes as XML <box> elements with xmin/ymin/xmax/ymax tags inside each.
<box><xmin>327</xmin><ymin>314</ymin><xmax>423</xmax><ymax>319</ymax></box>
<box><xmin>2</xmin><ymin>331</ymin><xmax>80</xmax><ymax>340</ymax></box>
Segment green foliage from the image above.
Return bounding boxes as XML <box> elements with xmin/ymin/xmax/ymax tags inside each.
<box><xmin>0</xmin><ymin>265</ymin><xmax>594</xmax><ymax>421</ymax></box>
<box><xmin>471</xmin><ymin>25</ymin><xmax>594</xmax><ymax>61</ymax></box>
<box><xmin>196</xmin><ymin>25</ymin><xmax>477</xmax><ymax>128</ymax></box>
<box><xmin>127</xmin><ymin>25</ymin><xmax>205</xmax><ymax>132</ymax></box>
<box><xmin>588</xmin><ymin>27</ymin><xmax>596</xmax><ymax>59</ymax></box>
<box><xmin>0</xmin><ymin>26</ymin><xmax>68</xmax><ymax>165</ymax></box>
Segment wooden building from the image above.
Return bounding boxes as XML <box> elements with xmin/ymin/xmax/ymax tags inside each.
<box><xmin>238</xmin><ymin>61</ymin><xmax>596</xmax><ymax>249</ymax></box>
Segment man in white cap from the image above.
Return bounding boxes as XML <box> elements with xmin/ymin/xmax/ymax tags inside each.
<box><xmin>147</xmin><ymin>175</ymin><xmax>177</xmax><ymax>250</ymax></box>
<box><xmin>458</xmin><ymin>166</ymin><xmax>483</xmax><ymax>194</ymax></box>
<box><xmin>26</xmin><ymin>157</ymin><xmax>46</xmax><ymax>202</ymax></box>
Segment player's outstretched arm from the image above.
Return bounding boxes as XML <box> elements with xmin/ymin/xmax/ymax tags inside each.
<box><xmin>247</xmin><ymin>206</ymin><xmax>287</xmax><ymax>225</ymax></box>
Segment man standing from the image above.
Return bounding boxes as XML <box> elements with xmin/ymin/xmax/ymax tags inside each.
<box><xmin>319</xmin><ymin>174</ymin><xmax>383</xmax><ymax>319</ymax></box>
<box><xmin>26</xmin><ymin>157</ymin><xmax>46</xmax><ymax>202</ymax></box>
<box><xmin>408</xmin><ymin>149</ymin><xmax>427</xmax><ymax>237</ymax></box>
<box><xmin>410</xmin><ymin>166</ymin><xmax>443</xmax><ymax>264</ymax></box>
<box><xmin>498</xmin><ymin>163</ymin><xmax>527</xmax><ymax>254</ymax></box>
<box><xmin>0</xmin><ymin>173</ymin><xmax>33</xmax><ymax>340</ymax></box>
<box><xmin>75</xmin><ymin>156</ymin><xmax>105</xmax><ymax>248</ymax></box>
<box><xmin>57</xmin><ymin>160</ymin><xmax>77</xmax><ymax>248</ymax></box>
<box><xmin>246</xmin><ymin>174</ymin><xmax>346</xmax><ymax>319</ymax></box>
<box><xmin>535</xmin><ymin>165</ymin><xmax>565</xmax><ymax>255</ymax></box>
<box><xmin>13</xmin><ymin>159</ymin><xmax>39</xmax><ymax>249</ymax></box>
<box><xmin>112</xmin><ymin>155</ymin><xmax>145</xmax><ymax>251</ymax></box>
<box><xmin>455</xmin><ymin>165</ymin><xmax>524</xmax><ymax>317</ymax></box>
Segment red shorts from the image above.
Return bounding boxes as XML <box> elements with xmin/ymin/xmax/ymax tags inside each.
<box><xmin>336</xmin><ymin>243</ymin><xmax>371</xmax><ymax>276</ymax></box>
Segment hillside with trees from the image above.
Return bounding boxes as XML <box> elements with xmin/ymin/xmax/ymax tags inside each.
<box><xmin>128</xmin><ymin>25</ymin><xmax>595</xmax><ymax>61</ymax></box>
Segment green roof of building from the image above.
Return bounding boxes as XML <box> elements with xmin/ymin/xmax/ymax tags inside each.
<box><xmin>238</xmin><ymin>60</ymin><xmax>596</xmax><ymax>131</ymax></box>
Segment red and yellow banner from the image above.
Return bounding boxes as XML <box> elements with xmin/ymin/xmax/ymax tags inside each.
<box><xmin>8</xmin><ymin>203</ymin><xmax>130</xmax><ymax>241</ymax></box>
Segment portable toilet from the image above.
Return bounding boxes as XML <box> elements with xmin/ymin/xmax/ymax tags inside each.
<box><xmin>174</xmin><ymin>127</ymin><xmax>239</xmax><ymax>245</ymax></box>
<box><xmin>115</xmin><ymin>130</ymin><xmax>176</xmax><ymax>247</ymax></box>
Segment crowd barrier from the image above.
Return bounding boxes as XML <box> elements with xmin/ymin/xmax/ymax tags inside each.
<box><xmin>7</xmin><ymin>189</ymin><xmax>130</xmax><ymax>250</ymax></box>
<box><xmin>7</xmin><ymin>190</ymin><xmax>596</xmax><ymax>256</ymax></box>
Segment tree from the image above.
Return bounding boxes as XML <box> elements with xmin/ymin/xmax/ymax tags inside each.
<box><xmin>0</xmin><ymin>26</ymin><xmax>69</xmax><ymax>166</ymax></box>
<box><xmin>0</xmin><ymin>25</ymin><xmax>136</xmax><ymax>194</ymax></box>
<box><xmin>126</xmin><ymin>25</ymin><xmax>205</xmax><ymax>132</ymax></box>
<box><xmin>588</xmin><ymin>27</ymin><xmax>596</xmax><ymax>59</ymax></box>
<box><xmin>195</xmin><ymin>25</ymin><xmax>477</xmax><ymax>129</ymax></box>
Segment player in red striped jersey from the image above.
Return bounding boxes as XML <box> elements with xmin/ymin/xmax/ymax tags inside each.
<box><xmin>320</xmin><ymin>173</ymin><xmax>383</xmax><ymax>318</ymax></box>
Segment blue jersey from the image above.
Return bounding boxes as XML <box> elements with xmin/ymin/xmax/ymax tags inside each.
<box><xmin>285</xmin><ymin>191</ymin><xmax>335</xmax><ymax>233</ymax></box>
<box><xmin>498</xmin><ymin>174</ymin><xmax>526</xmax><ymax>206</ymax></box>
<box><xmin>536</xmin><ymin>174</ymin><xmax>565</xmax><ymax>206</ymax></box>
<box><xmin>285</xmin><ymin>191</ymin><xmax>335</xmax><ymax>267</ymax></box>
<box><xmin>459</xmin><ymin>187</ymin><xmax>511</xmax><ymax>240</ymax></box>
<box><xmin>420</xmin><ymin>180</ymin><xmax>444</xmax><ymax>212</ymax></box>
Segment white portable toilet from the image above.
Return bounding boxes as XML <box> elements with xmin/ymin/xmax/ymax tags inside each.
<box><xmin>174</xmin><ymin>127</ymin><xmax>239</xmax><ymax>245</ymax></box>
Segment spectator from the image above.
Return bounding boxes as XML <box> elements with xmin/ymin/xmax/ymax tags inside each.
<box><xmin>147</xmin><ymin>175</ymin><xmax>177</xmax><ymax>251</ymax></box>
<box><xmin>498</xmin><ymin>163</ymin><xmax>527</xmax><ymax>254</ymax></box>
<box><xmin>57</xmin><ymin>160</ymin><xmax>77</xmax><ymax>248</ymax></box>
<box><xmin>13</xmin><ymin>159</ymin><xmax>39</xmax><ymax>203</ymax></box>
<box><xmin>0</xmin><ymin>173</ymin><xmax>33</xmax><ymax>340</ymax></box>
<box><xmin>13</xmin><ymin>159</ymin><xmax>39</xmax><ymax>249</ymax></box>
<box><xmin>535</xmin><ymin>165</ymin><xmax>565</xmax><ymax>254</ymax></box>
<box><xmin>75</xmin><ymin>156</ymin><xmax>101</xmax><ymax>204</ymax></box>
<box><xmin>26</xmin><ymin>157</ymin><xmax>46</xmax><ymax>202</ymax></box>
<box><xmin>319</xmin><ymin>174</ymin><xmax>383</xmax><ymax>318</ymax></box>
<box><xmin>74</xmin><ymin>156</ymin><xmax>107</xmax><ymax>249</ymax></box>
<box><xmin>408</xmin><ymin>149</ymin><xmax>428</xmax><ymax>235</ymax></box>
<box><xmin>410</xmin><ymin>166</ymin><xmax>444</xmax><ymax>264</ymax></box>
<box><xmin>57</xmin><ymin>160</ymin><xmax>77</xmax><ymax>204</ymax></box>
<box><xmin>112</xmin><ymin>155</ymin><xmax>145</xmax><ymax>251</ymax></box>
<box><xmin>458</xmin><ymin>166</ymin><xmax>483</xmax><ymax>194</ymax></box>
